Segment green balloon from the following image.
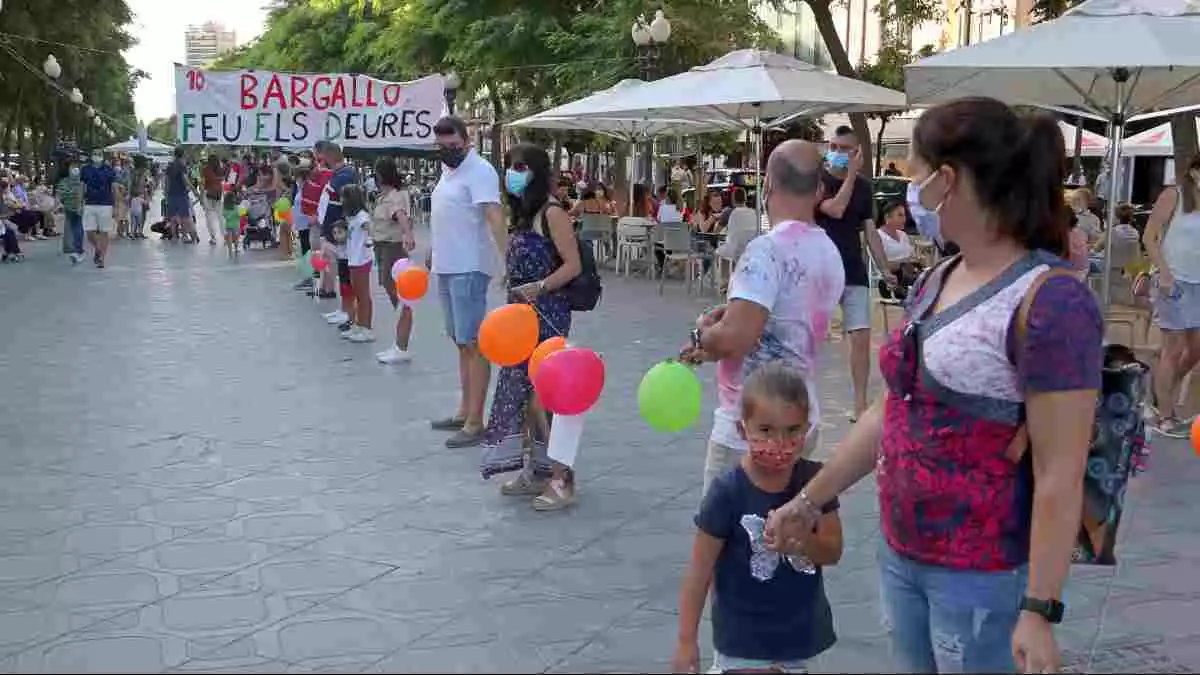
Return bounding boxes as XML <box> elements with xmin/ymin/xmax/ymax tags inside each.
<box><xmin>638</xmin><ymin>360</ymin><xmax>703</xmax><ymax>432</ymax></box>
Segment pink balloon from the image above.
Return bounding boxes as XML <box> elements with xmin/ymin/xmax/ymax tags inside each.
<box><xmin>532</xmin><ymin>347</ymin><xmax>605</xmax><ymax>415</ymax></box>
<box><xmin>311</xmin><ymin>253</ymin><xmax>329</xmax><ymax>272</ymax></box>
<box><xmin>391</xmin><ymin>257</ymin><xmax>413</xmax><ymax>282</ymax></box>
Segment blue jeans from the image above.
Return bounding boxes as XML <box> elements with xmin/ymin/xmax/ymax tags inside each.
<box><xmin>66</xmin><ymin>211</ymin><xmax>84</xmax><ymax>255</ymax></box>
<box><xmin>879</xmin><ymin>542</ymin><xmax>1025</xmax><ymax>673</ymax></box>
<box><xmin>436</xmin><ymin>272</ymin><xmax>490</xmax><ymax>345</ymax></box>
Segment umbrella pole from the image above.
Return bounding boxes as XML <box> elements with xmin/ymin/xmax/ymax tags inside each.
<box><xmin>1101</xmin><ymin>78</ymin><xmax>1128</xmax><ymax>309</ymax></box>
<box><xmin>753</xmin><ymin>110</ymin><xmax>763</xmax><ymax>233</ymax></box>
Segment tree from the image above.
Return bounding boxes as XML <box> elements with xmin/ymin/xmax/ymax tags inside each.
<box><xmin>0</xmin><ymin>0</ymin><xmax>142</xmax><ymax>172</ymax></box>
<box><xmin>857</xmin><ymin>0</ymin><xmax>941</xmax><ymax>174</ymax></box>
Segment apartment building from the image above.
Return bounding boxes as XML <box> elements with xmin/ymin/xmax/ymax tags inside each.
<box><xmin>184</xmin><ymin>22</ymin><xmax>238</xmax><ymax>68</ymax></box>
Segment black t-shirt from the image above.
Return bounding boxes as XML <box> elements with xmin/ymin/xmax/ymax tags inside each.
<box><xmin>696</xmin><ymin>460</ymin><xmax>839</xmax><ymax>662</ymax></box>
<box><xmin>816</xmin><ymin>173</ymin><xmax>873</xmax><ymax>287</ymax></box>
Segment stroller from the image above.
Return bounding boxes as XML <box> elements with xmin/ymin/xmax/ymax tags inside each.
<box><xmin>242</xmin><ymin>188</ymin><xmax>276</xmax><ymax>249</ymax></box>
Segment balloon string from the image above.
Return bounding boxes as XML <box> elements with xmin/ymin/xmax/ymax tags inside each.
<box><xmin>521</xmin><ymin>295</ymin><xmax>568</xmax><ymax>340</ymax></box>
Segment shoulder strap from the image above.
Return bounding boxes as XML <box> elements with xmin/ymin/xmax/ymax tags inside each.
<box><xmin>1004</xmin><ymin>266</ymin><xmax>1081</xmax><ymax>462</ymax></box>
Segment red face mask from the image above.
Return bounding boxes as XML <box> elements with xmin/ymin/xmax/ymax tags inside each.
<box><xmin>747</xmin><ymin>437</ymin><xmax>798</xmax><ymax>472</ymax></box>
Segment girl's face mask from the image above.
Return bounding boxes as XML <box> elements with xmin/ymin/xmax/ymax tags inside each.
<box><xmin>746</xmin><ymin>437</ymin><xmax>799</xmax><ymax>472</ymax></box>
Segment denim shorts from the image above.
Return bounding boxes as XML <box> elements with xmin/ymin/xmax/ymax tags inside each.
<box><xmin>437</xmin><ymin>272</ymin><xmax>490</xmax><ymax>345</ymax></box>
<box><xmin>878</xmin><ymin>541</ymin><xmax>1025</xmax><ymax>673</ymax></box>
<box><xmin>840</xmin><ymin>285</ymin><xmax>871</xmax><ymax>332</ymax></box>
<box><xmin>1153</xmin><ymin>276</ymin><xmax>1200</xmax><ymax>331</ymax></box>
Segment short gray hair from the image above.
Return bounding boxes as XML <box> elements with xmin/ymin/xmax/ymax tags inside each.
<box><xmin>768</xmin><ymin>158</ymin><xmax>820</xmax><ymax>197</ymax></box>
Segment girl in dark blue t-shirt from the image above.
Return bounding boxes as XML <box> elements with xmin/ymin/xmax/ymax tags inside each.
<box><xmin>675</xmin><ymin>363</ymin><xmax>842</xmax><ymax>674</ymax></box>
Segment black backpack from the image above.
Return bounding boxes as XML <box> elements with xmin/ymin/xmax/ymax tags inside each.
<box><xmin>537</xmin><ymin>203</ymin><xmax>602</xmax><ymax>312</ymax></box>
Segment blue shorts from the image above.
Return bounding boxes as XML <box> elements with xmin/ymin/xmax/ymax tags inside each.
<box><xmin>840</xmin><ymin>284</ymin><xmax>871</xmax><ymax>333</ymax></box>
<box><xmin>437</xmin><ymin>272</ymin><xmax>490</xmax><ymax>346</ymax></box>
<box><xmin>1153</xmin><ymin>276</ymin><xmax>1200</xmax><ymax>331</ymax></box>
<box><xmin>166</xmin><ymin>193</ymin><xmax>191</xmax><ymax>218</ymax></box>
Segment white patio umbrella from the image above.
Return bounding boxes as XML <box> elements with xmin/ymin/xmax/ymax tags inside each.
<box><xmin>1122</xmin><ymin>118</ymin><xmax>1200</xmax><ymax>157</ymax></box>
<box><xmin>904</xmin><ymin>0</ymin><xmax>1200</xmax><ymax>304</ymax></box>
<box><xmin>550</xmin><ymin>49</ymin><xmax>907</xmax><ymax>224</ymax></box>
<box><xmin>509</xmin><ymin>79</ymin><xmax>738</xmax><ymax>138</ymax></box>
<box><xmin>105</xmin><ymin>137</ymin><xmax>174</xmax><ymax>156</ymax></box>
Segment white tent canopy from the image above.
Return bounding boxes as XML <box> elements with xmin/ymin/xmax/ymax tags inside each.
<box><xmin>1122</xmin><ymin>118</ymin><xmax>1200</xmax><ymax>156</ymax></box>
<box><xmin>508</xmin><ymin>79</ymin><xmax>737</xmax><ymax>138</ymax></box>
<box><xmin>554</xmin><ymin>49</ymin><xmax>906</xmax><ymax>129</ymax></box>
<box><xmin>821</xmin><ymin>113</ymin><xmax>1109</xmax><ymax>156</ymax></box>
<box><xmin>104</xmin><ymin>137</ymin><xmax>174</xmax><ymax>156</ymax></box>
<box><xmin>905</xmin><ymin>0</ymin><xmax>1200</xmax><ymax>306</ymax></box>
<box><xmin>905</xmin><ymin>0</ymin><xmax>1200</xmax><ymax>121</ymax></box>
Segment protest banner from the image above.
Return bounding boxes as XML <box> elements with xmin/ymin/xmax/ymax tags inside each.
<box><xmin>174</xmin><ymin>66</ymin><xmax>446</xmax><ymax>148</ymax></box>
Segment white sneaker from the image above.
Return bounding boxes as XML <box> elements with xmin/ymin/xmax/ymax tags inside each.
<box><xmin>376</xmin><ymin>345</ymin><xmax>411</xmax><ymax>363</ymax></box>
<box><xmin>348</xmin><ymin>327</ymin><xmax>375</xmax><ymax>343</ymax></box>
<box><xmin>340</xmin><ymin>325</ymin><xmax>359</xmax><ymax>340</ymax></box>
<box><xmin>324</xmin><ymin>310</ymin><xmax>349</xmax><ymax>325</ymax></box>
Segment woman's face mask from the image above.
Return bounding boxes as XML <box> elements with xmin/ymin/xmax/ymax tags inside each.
<box><xmin>505</xmin><ymin>168</ymin><xmax>531</xmax><ymax>196</ymax></box>
<box><xmin>906</xmin><ymin>170</ymin><xmax>945</xmax><ymax>243</ymax></box>
<box><xmin>91</xmin><ymin>155</ymin><xmax>103</xmax><ymax>165</ymax></box>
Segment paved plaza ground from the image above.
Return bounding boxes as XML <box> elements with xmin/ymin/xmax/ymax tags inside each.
<box><xmin>0</xmin><ymin>223</ymin><xmax>1198</xmax><ymax>673</ymax></box>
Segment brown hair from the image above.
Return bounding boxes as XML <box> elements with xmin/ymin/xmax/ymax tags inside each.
<box><xmin>912</xmin><ymin>97</ymin><xmax>1069</xmax><ymax>257</ymax></box>
<box><xmin>741</xmin><ymin>361</ymin><xmax>810</xmax><ymax>420</ymax></box>
<box><xmin>1182</xmin><ymin>155</ymin><xmax>1200</xmax><ymax>214</ymax></box>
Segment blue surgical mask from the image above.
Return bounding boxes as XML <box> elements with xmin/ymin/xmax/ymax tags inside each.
<box><xmin>906</xmin><ymin>172</ymin><xmax>943</xmax><ymax>243</ymax></box>
<box><xmin>69</xmin><ymin>167</ymin><xmax>80</xmax><ymax>178</ymax></box>
<box><xmin>825</xmin><ymin>150</ymin><xmax>849</xmax><ymax>171</ymax></box>
<box><xmin>505</xmin><ymin>168</ymin><xmax>531</xmax><ymax>196</ymax></box>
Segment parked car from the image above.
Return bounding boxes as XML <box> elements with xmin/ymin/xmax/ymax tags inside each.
<box><xmin>705</xmin><ymin>168</ymin><xmax>759</xmax><ymax>209</ymax></box>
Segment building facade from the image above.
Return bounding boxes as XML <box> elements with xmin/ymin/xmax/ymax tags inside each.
<box><xmin>757</xmin><ymin>0</ymin><xmax>1031</xmax><ymax>71</ymax></box>
<box><xmin>184</xmin><ymin>22</ymin><xmax>238</xmax><ymax>68</ymax></box>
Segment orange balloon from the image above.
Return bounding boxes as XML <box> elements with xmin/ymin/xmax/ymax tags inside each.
<box><xmin>528</xmin><ymin>336</ymin><xmax>567</xmax><ymax>379</ymax></box>
<box><xmin>479</xmin><ymin>303</ymin><xmax>539</xmax><ymax>367</ymax></box>
<box><xmin>1191</xmin><ymin>416</ymin><xmax>1200</xmax><ymax>455</ymax></box>
<box><xmin>395</xmin><ymin>267</ymin><xmax>429</xmax><ymax>301</ymax></box>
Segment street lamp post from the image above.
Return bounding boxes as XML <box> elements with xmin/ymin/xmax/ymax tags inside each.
<box><xmin>44</xmin><ymin>54</ymin><xmax>61</xmax><ymax>177</ymax></box>
<box><xmin>631</xmin><ymin>10</ymin><xmax>670</xmax><ymax>189</ymax></box>
<box><xmin>443</xmin><ymin>71</ymin><xmax>460</xmax><ymax>116</ymax></box>
<box><xmin>85</xmin><ymin>106</ymin><xmax>95</xmax><ymax>150</ymax></box>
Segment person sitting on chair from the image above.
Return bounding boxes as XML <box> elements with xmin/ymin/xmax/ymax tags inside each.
<box><xmin>876</xmin><ymin>200</ymin><xmax>922</xmax><ymax>301</ymax></box>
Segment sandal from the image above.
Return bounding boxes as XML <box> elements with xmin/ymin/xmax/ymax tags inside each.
<box><xmin>500</xmin><ymin>471</ymin><xmax>546</xmax><ymax>497</ymax></box>
<box><xmin>532</xmin><ymin>478</ymin><xmax>575</xmax><ymax>512</ymax></box>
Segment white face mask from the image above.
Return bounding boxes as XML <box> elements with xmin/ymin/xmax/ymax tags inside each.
<box><xmin>906</xmin><ymin>171</ymin><xmax>944</xmax><ymax>244</ymax></box>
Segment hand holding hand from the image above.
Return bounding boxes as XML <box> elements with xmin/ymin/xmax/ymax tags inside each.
<box><xmin>764</xmin><ymin>499</ymin><xmax>818</xmax><ymax>553</ymax></box>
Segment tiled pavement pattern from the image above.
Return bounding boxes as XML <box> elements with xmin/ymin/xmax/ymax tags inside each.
<box><xmin>1</xmin><ymin>226</ymin><xmax>1198</xmax><ymax>674</ymax></box>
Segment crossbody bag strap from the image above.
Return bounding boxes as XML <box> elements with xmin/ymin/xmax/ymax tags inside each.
<box><xmin>1004</xmin><ymin>266</ymin><xmax>1082</xmax><ymax>463</ymax></box>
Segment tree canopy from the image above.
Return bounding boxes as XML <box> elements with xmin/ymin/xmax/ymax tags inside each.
<box><xmin>0</xmin><ymin>0</ymin><xmax>143</xmax><ymax>173</ymax></box>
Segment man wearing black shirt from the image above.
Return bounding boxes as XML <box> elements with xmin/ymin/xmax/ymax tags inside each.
<box><xmin>815</xmin><ymin>126</ymin><xmax>893</xmax><ymax>420</ymax></box>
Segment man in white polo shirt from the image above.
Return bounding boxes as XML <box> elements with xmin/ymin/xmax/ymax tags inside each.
<box><xmin>428</xmin><ymin>116</ymin><xmax>506</xmax><ymax>449</ymax></box>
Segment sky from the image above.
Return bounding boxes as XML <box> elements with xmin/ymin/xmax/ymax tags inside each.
<box><xmin>125</xmin><ymin>0</ymin><xmax>270</xmax><ymax>123</ymax></box>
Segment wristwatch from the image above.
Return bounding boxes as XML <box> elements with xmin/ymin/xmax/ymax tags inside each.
<box><xmin>1020</xmin><ymin>596</ymin><xmax>1065</xmax><ymax>624</ymax></box>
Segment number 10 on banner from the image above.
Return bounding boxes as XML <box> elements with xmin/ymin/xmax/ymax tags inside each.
<box><xmin>186</xmin><ymin>70</ymin><xmax>205</xmax><ymax>92</ymax></box>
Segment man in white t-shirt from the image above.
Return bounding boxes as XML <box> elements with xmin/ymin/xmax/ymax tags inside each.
<box><xmin>681</xmin><ymin>140</ymin><xmax>846</xmax><ymax>494</ymax></box>
<box><xmin>427</xmin><ymin>116</ymin><xmax>506</xmax><ymax>448</ymax></box>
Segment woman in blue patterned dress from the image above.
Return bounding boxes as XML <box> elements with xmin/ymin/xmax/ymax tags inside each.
<box><xmin>480</xmin><ymin>143</ymin><xmax>582</xmax><ymax>510</ymax></box>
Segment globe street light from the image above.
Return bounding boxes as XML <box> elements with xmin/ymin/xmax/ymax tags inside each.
<box><xmin>69</xmin><ymin>88</ymin><xmax>83</xmax><ymax>105</ymax></box>
<box><xmin>443</xmin><ymin>70</ymin><xmax>460</xmax><ymax>115</ymax></box>
<box><xmin>631</xmin><ymin>11</ymin><xmax>670</xmax><ymax>187</ymax></box>
<box><xmin>44</xmin><ymin>54</ymin><xmax>63</xmax><ymax>174</ymax></box>
<box><xmin>85</xmin><ymin>106</ymin><xmax>94</xmax><ymax>118</ymax></box>
<box><xmin>43</xmin><ymin>54</ymin><xmax>61</xmax><ymax>79</ymax></box>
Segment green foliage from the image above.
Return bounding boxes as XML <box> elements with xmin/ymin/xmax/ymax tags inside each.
<box><xmin>1029</xmin><ymin>0</ymin><xmax>1083</xmax><ymax>23</ymax></box>
<box><xmin>221</xmin><ymin>0</ymin><xmax>782</xmax><ymax>154</ymax></box>
<box><xmin>0</xmin><ymin>0</ymin><xmax>143</xmax><ymax>159</ymax></box>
